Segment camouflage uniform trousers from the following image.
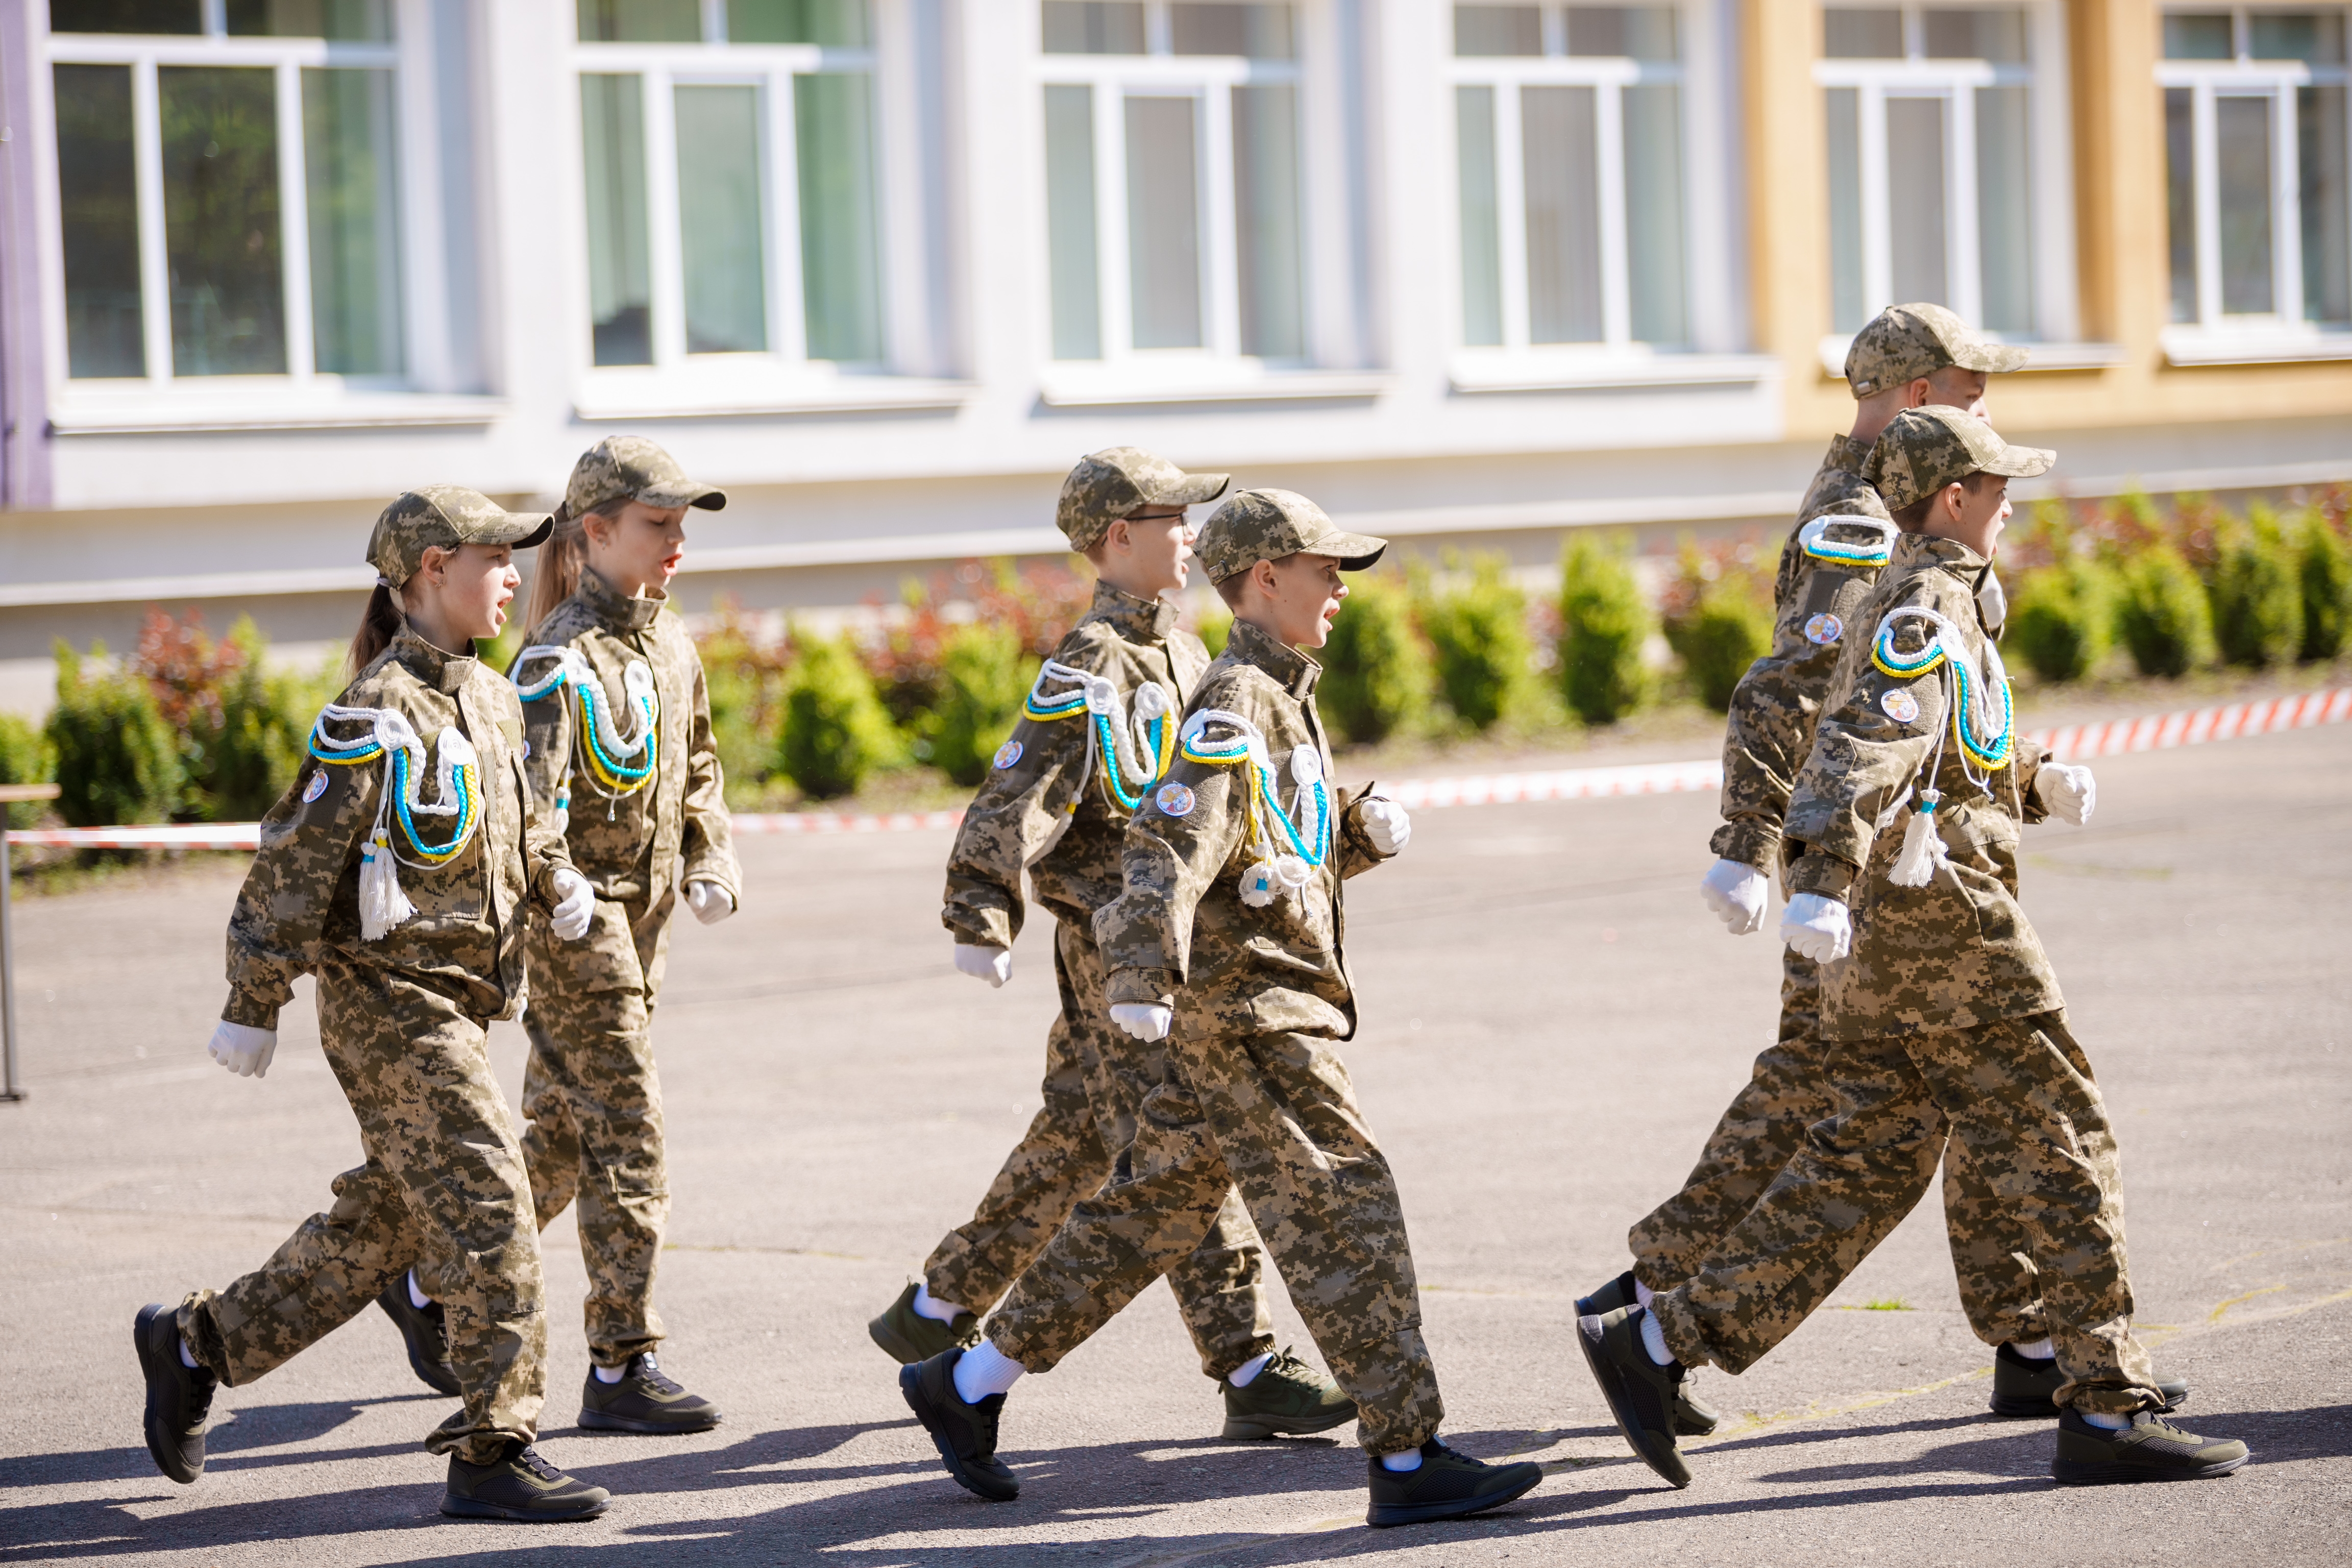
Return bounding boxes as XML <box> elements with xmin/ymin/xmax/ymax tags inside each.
<box><xmin>522</xmin><ymin>888</ymin><xmax>677</xmax><ymax>1367</ymax></box>
<box><xmin>1652</xmin><ymin>1010</ymin><xmax>2162</xmax><ymax>1416</ymax></box>
<box><xmin>1628</xmin><ymin>946</ymin><xmax>2048</xmax><ymax>1348</ymax></box>
<box><xmin>178</xmin><ymin>957</ymin><xmax>547</xmax><ymax>1463</ymax></box>
<box><xmin>988</xmin><ymin>1015</ymin><xmax>1442</xmax><ymax>1456</ymax></box>
<box><xmin>924</xmin><ymin>917</ymin><xmax>1275</xmax><ymax>1380</ymax></box>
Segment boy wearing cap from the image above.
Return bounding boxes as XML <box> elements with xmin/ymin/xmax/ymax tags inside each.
<box><xmin>1577</xmin><ymin>409</ymin><xmax>2247</xmax><ymax>1490</ymax></box>
<box><xmin>871</xmin><ymin>448</ymin><xmax>1344</xmax><ymax>1441</ymax></box>
<box><xmin>896</xmin><ymin>489</ymin><xmax>1545</xmax><ymax>1529</ymax></box>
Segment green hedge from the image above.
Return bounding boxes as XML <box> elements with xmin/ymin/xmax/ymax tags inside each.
<box><xmin>1663</xmin><ymin>571</ymin><xmax>1772</xmax><ymax>712</ymax></box>
<box><xmin>0</xmin><ymin>710</ymin><xmax>52</xmax><ymax>829</ymax></box>
<box><xmin>1558</xmin><ymin>534</ymin><xmax>1651</xmax><ymax>725</ymax></box>
<box><xmin>1319</xmin><ymin>574</ymin><xmax>1428</xmax><ymax>744</ymax></box>
<box><xmin>776</xmin><ymin>634</ymin><xmax>902</xmax><ymax>799</ymax></box>
<box><xmin>2297</xmin><ymin>511</ymin><xmax>2352</xmax><ymax>663</ymax></box>
<box><xmin>2007</xmin><ymin>560</ymin><xmax>2117</xmax><ymax>684</ymax></box>
<box><xmin>924</xmin><ymin>622</ymin><xmax>1034</xmax><ymax>787</ymax></box>
<box><xmin>48</xmin><ymin>642</ymin><xmax>182</xmax><ymax>828</ymax></box>
<box><xmin>2115</xmin><ymin>544</ymin><xmax>2216</xmax><ymax>678</ymax></box>
<box><xmin>1418</xmin><ymin>557</ymin><xmax>1529</xmax><ymax>732</ymax></box>
<box><xmin>2210</xmin><ymin>509</ymin><xmax>2305</xmax><ymax>668</ymax></box>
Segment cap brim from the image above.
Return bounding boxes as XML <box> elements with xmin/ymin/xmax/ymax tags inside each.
<box><xmin>1951</xmin><ymin>341</ymin><xmax>2031</xmax><ymax>374</ymax></box>
<box><xmin>480</xmin><ymin>511</ymin><xmax>556</xmax><ymax>549</ymax></box>
<box><xmin>638</xmin><ymin>482</ymin><xmax>727</xmax><ymax>511</ymax></box>
<box><xmin>1308</xmin><ymin>529</ymin><xmax>1389</xmax><ymax>571</ymax></box>
<box><xmin>1981</xmin><ymin>444</ymin><xmax>2055</xmax><ymax>479</ymax></box>
<box><xmin>1142</xmin><ymin>471</ymin><xmax>1230</xmax><ymax>508</ymax></box>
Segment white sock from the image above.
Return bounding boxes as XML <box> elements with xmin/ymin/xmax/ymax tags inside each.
<box><xmin>1639</xmin><ymin>1310</ymin><xmax>1675</xmax><ymax>1367</ymax></box>
<box><xmin>1379</xmin><ymin>1446</ymin><xmax>1425</xmax><ymax>1472</ymax></box>
<box><xmin>407</xmin><ymin>1269</ymin><xmax>432</xmax><ymax>1310</ymax></box>
<box><xmin>2077</xmin><ymin>1409</ymin><xmax>2133</xmax><ymax>1431</ymax></box>
<box><xmin>2011</xmin><ymin>1336</ymin><xmax>2054</xmax><ymax>1360</ymax></box>
<box><xmin>593</xmin><ymin>1361</ymin><xmax>627</xmax><ymax>1384</ymax></box>
<box><xmin>1633</xmin><ymin>1277</ymin><xmax>1656</xmax><ymax>1310</ymax></box>
<box><xmin>178</xmin><ymin>1337</ymin><xmax>201</xmax><ymax>1370</ymax></box>
<box><xmin>913</xmin><ymin>1284</ymin><xmax>967</xmax><ymax>1324</ymax></box>
<box><xmin>952</xmin><ymin>1340</ymin><xmax>1026</xmax><ymax>1403</ymax></box>
<box><xmin>1227</xmin><ymin>1352</ymin><xmax>1275</xmax><ymax>1388</ymax></box>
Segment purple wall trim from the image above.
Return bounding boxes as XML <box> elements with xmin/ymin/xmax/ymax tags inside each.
<box><xmin>0</xmin><ymin>0</ymin><xmax>51</xmax><ymax>510</ymax></box>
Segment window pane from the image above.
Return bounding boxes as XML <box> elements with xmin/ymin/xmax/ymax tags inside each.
<box><xmin>676</xmin><ymin>84</ymin><xmax>767</xmax><ymax>355</ymax></box>
<box><xmin>1624</xmin><ymin>82</ymin><xmax>1685</xmax><ymax>343</ymax></box>
<box><xmin>1924</xmin><ymin>8</ymin><xmax>2025</xmax><ymax>62</ymax></box>
<box><xmin>226</xmin><ymin>0</ymin><xmax>392</xmax><ymax>39</ymax></box>
<box><xmin>2165</xmin><ymin>86</ymin><xmax>2198</xmax><ymax>322</ymax></box>
<box><xmin>1455</xmin><ymin>3</ymin><xmax>1540</xmax><ymax>55</ymax></box>
<box><xmin>161</xmin><ymin>66</ymin><xmax>286</xmax><ymax>375</ymax></box>
<box><xmin>1457</xmin><ymin>85</ymin><xmax>1503</xmax><ymax>346</ymax></box>
<box><xmin>2302</xmin><ymin>85</ymin><xmax>2349</xmax><ymax>323</ymax></box>
<box><xmin>1824</xmin><ymin>8</ymin><xmax>1902</xmax><ymax>58</ymax></box>
<box><xmin>1045</xmin><ymin>84</ymin><xmax>1101</xmax><ymax>359</ymax></box>
<box><xmin>1043</xmin><ymin>1</ymin><xmax>1145</xmax><ymax>52</ymax></box>
<box><xmin>728</xmin><ymin>0</ymin><xmax>869</xmax><ymax>44</ymax></box>
<box><xmin>2251</xmin><ymin>14</ymin><xmax>2346</xmax><ymax>63</ymax></box>
<box><xmin>56</xmin><ymin>64</ymin><xmax>144</xmax><ymax>379</ymax></box>
<box><xmin>2217</xmin><ymin>94</ymin><xmax>2275</xmax><ymax>313</ymax></box>
<box><xmin>1885</xmin><ymin>95</ymin><xmax>1948</xmax><ymax>306</ymax></box>
<box><xmin>582</xmin><ymin>73</ymin><xmax>653</xmax><ymax>365</ymax></box>
<box><xmin>1566</xmin><ymin>7</ymin><xmax>1678</xmax><ymax>61</ymax></box>
<box><xmin>1172</xmin><ymin>3</ymin><xmax>1294</xmax><ymax>58</ymax></box>
<box><xmin>797</xmin><ymin>72</ymin><xmax>882</xmax><ymax>361</ymax></box>
<box><xmin>1827</xmin><ymin>86</ymin><xmax>1865</xmax><ymax>330</ymax></box>
<box><xmin>577</xmin><ymin>0</ymin><xmax>699</xmax><ymax>43</ymax></box>
<box><xmin>1976</xmin><ymin>85</ymin><xmax>2032</xmax><ymax>334</ymax></box>
<box><xmin>1522</xmin><ymin>85</ymin><xmax>1602</xmax><ymax>343</ymax></box>
<box><xmin>2162</xmin><ymin>14</ymin><xmax>2234</xmax><ymax>60</ymax></box>
<box><xmin>1125</xmin><ymin>95</ymin><xmax>1204</xmax><ymax>349</ymax></box>
<box><xmin>48</xmin><ymin>1</ymin><xmax>198</xmax><ymax>33</ymax></box>
<box><xmin>1234</xmin><ymin>84</ymin><xmax>1303</xmax><ymax>357</ymax></box>
<box><xmin>303</xmin><ymin>66</ymin><xmax>402</xmax><ymax>375</ymax></box>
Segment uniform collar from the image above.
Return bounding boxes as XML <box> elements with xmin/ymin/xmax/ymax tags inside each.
<box><xmin>1897</xmin><ymin>531</ymin><xmax>1993</xmax><ymax>577</ymax></box>
<box><xmin>580</xmin><ymin>566</ymin><xmax>667</xmax><ymax>633</ymax></box>
<box><xmin>392</xmin><ymin>623</ymin><xmax>479</xmax><ymax>694</ymax></box>
<box><xmin>1825</xmin><ymin>431</ymin><xmax>1874</xmax><ymax>475</ymax></box>
<box><xmin>1226</xmin><ymin>617</ymin><xmax>1321</xmax><ymax>699</ymax></box>
<box><xmin>1088</xmin><ymin>579</ymin><xmax>1179</xmax><ymax>643</ymax></box>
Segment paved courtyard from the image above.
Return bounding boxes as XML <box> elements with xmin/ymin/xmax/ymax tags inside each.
<box><xmin>2</xmin><ymin>722</ymin><xmax>2346</xmax><ymax>1565</ymax></box>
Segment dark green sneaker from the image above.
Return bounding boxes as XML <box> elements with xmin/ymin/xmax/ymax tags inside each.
<box><xmin>2050</xmin><ymin>1407</ymin><xmax>2248</xmax><ymax>1485</ymax></box>
<box><xmin>1576</xmin><ymin>1306</ymin><xmax>1692</xmax><ymax>1489</ymax></box>
<box><xmin>1365</xmin><ymin>1438</ymin><xmax>1544</xmax><ymax>1528</ymax></box>
<box><xmin>442</xmin><ymin>1441</ymin><xmax>610</xmax><ymax>1520</ymax></box>
<box><xmin>579</xmin><ymin>1352</ymin><xmax>721</xmax><ymax>1434</ymax></box>
<box><xmin>375</xmin><ymin>1279</ymin><xmax>461</xmax><ymax>1397</ymax></box>
<box><xmin>133</xmin><ymin>1303</ymin><xmax>214</xmax><ymax>1485</ymax></box>
<box><xmin>1576</xmin><ymin>1272</ymin><xmax>1719</xmax><ymax>1436</ymax></box>
<box><xmin>899</xmin><ymin>1348</ymin><xmax>1019</xmax><ymax>1502</ymax></box>
<box><xmin>1990</xmin><ymin>1342</ymin><xmax>2189</xmax><ymax>1418</ymax></box>
<box><xmin>1221</xmin><ymin>1347</ymin><xmax>1356</xmax><ymax>1439</ymax></box>
<box><xmin>869</xmin><ymin>1281</ymin><xmax>979</xmax><ymax>1366</ymax></box>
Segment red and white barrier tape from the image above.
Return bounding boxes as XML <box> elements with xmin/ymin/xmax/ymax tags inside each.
<box><xmin>11</xmin><ymin>687</ymin><xmax>2346</xmax><ymax>849</ymax></box>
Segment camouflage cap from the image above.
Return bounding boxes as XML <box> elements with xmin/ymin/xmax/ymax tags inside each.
<box><xmin>366</xmin><ymin>485</ymin><xmax>554</xmax><ymax>587</ymax></box>
<box><xmin>1845</xmin><ymin>303</ymin><xmax>2030</xmax><ymax>397</ymax></box>
<box><xmin>565</xmin><ymin>435</ymin><xmax>727</xmax><ymax>518</ymax></box>
<box><xmin>1197</xmin><ymin>488</ymin><xmax>1387</xmax><ymax>584</ymax></box>
<box><xmin>1057</xmin><ymin>447</ymin><xmax>1231</xmax><ymax>550</ymax></box>
<box><xmin>1865</xmin><ymin>406</ymin><xmax>2055</xmax><ymax>511</ymax></box>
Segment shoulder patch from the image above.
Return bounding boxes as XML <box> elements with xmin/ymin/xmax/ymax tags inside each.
<box><xmin>1880</xmin><ymin>688</ymin><xmax>1922</xmax><ymax>725</ymax></box>
<box><xmin>993</xmin><ymin>740</ymin><xmax>1024</xmax><ymax>770</ymax></box>
<box><xmin>1154</xmin><ymin>781</ymin><xmax>1196</xmax><ymax>818</ymax></box>
<box><xmin>1804</xmin><ymin>612</ymin><xmax>1844</xmax><ymax>646</ymax></box>
<box><xmin>302</xmin><ymin>770</ymin><xmax>330</xmax><ymax>804</ymax></box>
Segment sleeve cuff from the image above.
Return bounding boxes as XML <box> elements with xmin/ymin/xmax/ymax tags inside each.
<box><xmin>1786</xmin><ymin>852</ymin><xmax>1858</xmax><ymax>899</ymax></box>
<box><xmin>944</xmin><ymin>905</ymin><xmax>1015</xmax><ymax>950</ymax></box>
<box><xmin>221</xmin><ymin>988</ymin><xmax>280</xmax><ymax>1031</ymax></box>
<box><xmin>1710</xmin><ymin>818</ymin><xmax>1783</xmax><ymax>870</ymax></box>
<box><xmin>1106</xmin><ymin>967</ymin><xmax>1178</xmax><ymax>1007</ymax></box>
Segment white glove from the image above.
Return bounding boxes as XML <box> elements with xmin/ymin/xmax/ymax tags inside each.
<box><xmin>549</xmin><ymin>868</ymin><xmax>596</xmax><ymax>942</ymax></box>
<box><xmin>1780</xmin><ymin>893</ymin><xmax>1852</xmax><ymax>964</ymax></box>
<box><xmin>1110</xmin><ymin>1003</ymin><xmax>1173</xmax><ymax>1042</ymax></box>
<box><xmin>684</xmin><ymin>879</ymin><xmax>735</xmax><ymax>925</ymax></box>
<box><xmin>1698</xmin><ymin>857</ymin><xmax>1769</xmax><ymax>935</ymax></box>
<box><xmin>207</xmin><ymin>1020</ymin><xmax>278</xmax><ymax>1080</ymax></box>
<box><xmin>954</xmin><ymin>943</ymin><xmax>1012</xmax><ymax>987</ymax></box>
<box><xmin>1357</xmin><ymin>796</ymin><xmax>1411</xmax><ymax>856</ymax></box>
<box><xmin>2035</xmin><ymin>763</ymin><xmax>2096</xmax><ymax>827</ymax></box>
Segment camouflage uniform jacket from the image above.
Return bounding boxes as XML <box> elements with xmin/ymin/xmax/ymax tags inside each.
<box><xmin>942</xmin><ymin>581</ymin><xmax>1209</xmax><ymax>949</ymax></box>
<box><xmin>513</xmin><ymin>568</ymin><xmax>738</xmax><ymax>907</ymax></box>
<box><xmin>223</xmin><ymin>626</ymin><xmax>574</xmax><ymax>1030</ymax></box>
<box><xmin>1712</xmin><ymin>435</ymin><xmax>1897</xmax><ymax>870</ymax></box>
<box><xmin>1095</xmin><ymin>618</ymin><xmax>1394</xmax><ymax>1035</ymax></box>
<box><xmin>1784</xmin><ymin>534</ymin><xmax>2058</xmax><ymax>1039</ymax></box>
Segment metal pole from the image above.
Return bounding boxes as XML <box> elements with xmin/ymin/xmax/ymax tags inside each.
<box><xmin>0</xmin><ymin>782</ymin><xmax>61</xmax><ymax>1104</ymax></box>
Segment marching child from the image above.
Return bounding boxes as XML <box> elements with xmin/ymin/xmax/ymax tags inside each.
<box><xmin>135</xmin><ymin>487</ymin><xmax>608</xmax><ymax>1522</ymax></box>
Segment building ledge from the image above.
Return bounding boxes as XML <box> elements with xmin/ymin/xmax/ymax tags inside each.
<box><xmin>1035</xmin><ymin>364</ymin><xmax>1393</xmax><ymax>407</ymax></box>
<box><xmin>0</xmin><ymin>564</ymin><xmax>375</xmax><ymax>610</ymax></box>
<box><xmin>48</xmin><ymin>390</ymin><xmax>510</xmax><ymax>435</ymax></box>
<box><xmin>1814</xmin><ymin>335</ymin><xmax>2125</xmax><ymax>378</ymax></box>
<box><xmin>1450</xmin><ymin>351</ymin><xmax>1780</xmax><ymax>394</ymax></box>
<box><xmin>573</xmin><ymin>367</ymin><xmax>975</xmax><ymax>421</ymax></box>
<box><xmin>2161</xmin><ymin>328</ymin><xmax>2352</xmax><ymax>367</ymax></box>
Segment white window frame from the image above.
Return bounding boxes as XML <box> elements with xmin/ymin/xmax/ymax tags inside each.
<box><xmin>2157</xmin><ymin>5</ymin><xmax>2352</xmax><ymax>347</ymax></box>
<box><xmin>1813</xmin><ymin>1</ymin><xmax>2078</xmax><ymax>346</ymax></box>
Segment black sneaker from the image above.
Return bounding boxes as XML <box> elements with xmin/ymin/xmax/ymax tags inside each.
<box><xmin>375</xmin><ymin>1279</ymin><xmax>461</xmax><ymax>1397</ymax></box>
<box><xmin>1576</xmin><ymin>1306</ymin><xmax>1692</xmax><ymax>1489</ymax></box>
<box><xmin>869</xmin><ymin>1281</ymin><xmax>979</xmax><ymax>1366</ymax></box>
<box><xmin>133</xmin><ymin>1303</ymin><xmax>215</xmax><ymax>1485</ymax></box>
<box><xmin>579</xmin><ymin>1352</ymin><xmax>722</xmax><ymax>1434</ymax></box>
<box><xmin>1222</xmin><ymin>1347</ymin><xmax>1357</xmax><ymax>1439</ymax></box>
<box><xmin>1365</xmin><ymin>1438</ymin><xmax>1544</xmax><ymax>1528</ymax></box>
<box><xmin>2050</xmin><ymin>1407</ymin><xmax>2249</xmax><ymax>1485</ymax></box>
<box><xmin>898</xmin><ymin>1348</ymin><xmax>1019</xmax><ymax>1502</ymax></box>
<box><xmin>442</xmin><ymin>1441</ymin><xmax>611</xmax><ymax>1520</ymax></box>
<box><xmin>1575</xmin><ymin>1272</ymin><xmax>1719</xmax><ymax>1436</ymax></box>
<box><xmin>1989</xmin><ymin>1342</ymin><xmax>2190</xmax><ymax>1418</ymax></box>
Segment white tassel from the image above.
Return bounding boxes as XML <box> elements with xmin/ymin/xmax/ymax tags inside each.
<box><xmin>356</xmin><ymin>830</ymin><xmax>415</xmax><ymax>940</ymax></box>
<box><xmin>1239</xmin><ymin>861</ymin><xmax>1278</xmax><ymax>907</ymax></box>
<box><xmin>1889</xmin><ymin>789</ymin><xmax>1946</xmax><ymax>888</ymax></box>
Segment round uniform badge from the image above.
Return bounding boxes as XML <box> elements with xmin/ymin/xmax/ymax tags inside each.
<box><xmin>993</xmin><ymin>740</ymin><xmax>1024</xmax><ymax>770</ymax></box>
<box><xmin>302</xmin><ymin>771</ymin><xmax>330</xmax><ymax>804</ymax></box>
<box><xmin>1880</xmin><ymin>688</ymin><xmax>1922</xmax><ymax>725</ymax></box>
<box><xmin>1155</xmin><ymin>781</ymin><xmax>1196</xmax><ymax>818</ymax></box>
<box><xmin>1804</xmin><ymin>612</ymin><xmax>1844</xmax><ymax>646</ymax></box>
